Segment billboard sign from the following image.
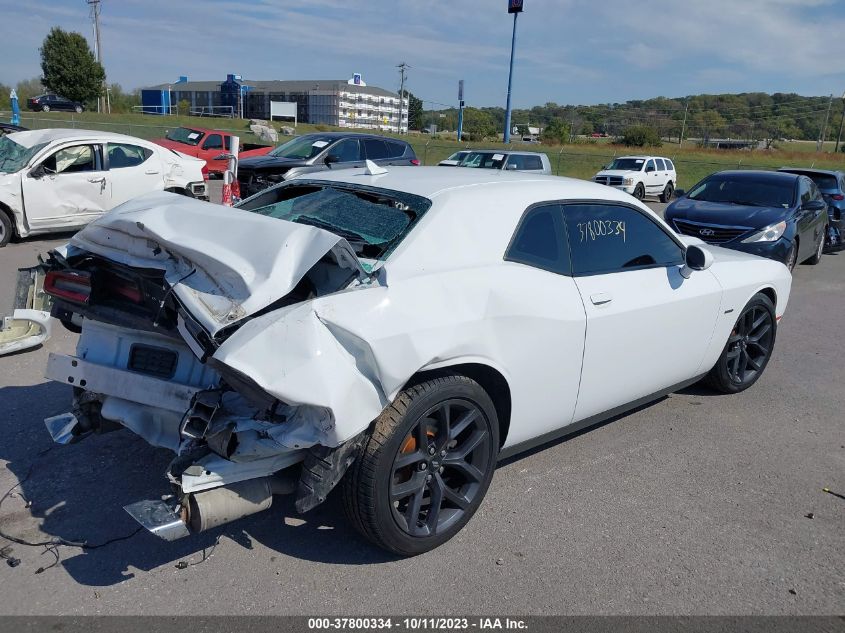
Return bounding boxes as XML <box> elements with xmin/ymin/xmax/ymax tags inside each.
<box><xmin>508</xmin><ymin>0</ymin><xmax>523</xmax><ymax>13</ymax></box>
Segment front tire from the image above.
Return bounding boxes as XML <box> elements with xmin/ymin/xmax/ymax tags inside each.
<box><xmin>705</xmin><ymin>293</ymin><xmax>776</xmax><ymax>394</ymax></box>
<box><xmin>41</xmin><ymin>104</ymin><xmax>50</xmax><ymax>112</ymax></box>
<box><xmin>633</xmin><ymin>183</ymin><xmax>645</xmax><ymax>200</ymax></box>
<box><xmin>806</xmin><ymin>227</ymin><xmax>826</xmax><ymax>265</ymax></box>
<box><xmin>74</xmin><ymin>105</ymin><xmax>83</xmax><ymax>113</ymax></box>
<box><xmin>659</xmin><ymin>181</ymin><xmax>674</xmax><ymax>203</ymax></box>
<box><xmin>342</xmin><ymin>374</ymin><xmax>499</xmax><ymax>556</ymax></box>
<box><xmin>0</xmin><ymin>211</ymin><xmax>12</xmax><ymax>247</ymax></box>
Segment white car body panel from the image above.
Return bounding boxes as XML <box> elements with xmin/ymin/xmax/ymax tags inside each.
<box><xmin>41</xmin><ymin>167</ymin><xmax>792</xmax><ymax>494</ymax></box>
<box><xmin>0</xmin><ymin>129</ymin><xmax>206</xmax><ymax>239</ymax></box>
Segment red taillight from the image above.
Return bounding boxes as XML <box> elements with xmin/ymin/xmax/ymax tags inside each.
<box><xmin>232</xmin><ymin>179</ymin><xmax>241</xmax><ymax>199</ymax></box>
<box><xmin>44</xmin><ymin>271</ymin><xmax>92</xmax><ymax>305</ymax></box>
<box><xmin>201</xmin><ymin>164</ymin><xmax>210</xmax><ymax>181</ymax></box>
<box><xmin>831</xmin><ymin>194</ymin><xmax>844</xmax><ymax>201</ymax></box>
<box><xmin>410</xmin><ymin>159</ymin><xmax>420</xmax><ymax>166</ymax></box>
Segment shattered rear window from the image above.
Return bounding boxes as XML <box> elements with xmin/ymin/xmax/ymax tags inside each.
<box><xmin>238</xmin><ymin>181</ymin><xmax>431</xmax><ymax>259</ymax></box>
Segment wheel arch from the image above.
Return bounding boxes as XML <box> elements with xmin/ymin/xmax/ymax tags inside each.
<box><xmin>0</xmin><ymin>200</ymin><xmax>19</xmax><ymax>240</ymax></box>
<box><xmin>398</xmin><ymin>360</ymin><xmax>512</xmax><ymax>448</ymax></box>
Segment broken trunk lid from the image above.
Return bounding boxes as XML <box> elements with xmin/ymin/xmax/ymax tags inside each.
<box><xmin>66</xmin><ymin>191</ymin><xmax>369</xmax><ymax>336</ymax></box>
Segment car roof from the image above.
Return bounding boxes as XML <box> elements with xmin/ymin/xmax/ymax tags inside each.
<box><xmin>293</xmin><ymin>132</ymin><xmax>412</xmax><ymax>142</ymax></box>
<box><xmin>7</xmin><ymin>128</ymin><xmax>154</xmax><ymax>149</ymax></box>
<box><xmin>292</xmin><ymin>165</ymin><xmax>635</xmax><ymax>202</ymax></box>
<box><xmin>616</xmin><ymin>155</ymin><xmax>669</xmax><ymax>160</ymax></box>
<box><xmin>710</xmin><ymin>169</ymin><xmax>801</xmax><ymax>184</ymax></box>
<box><xmin>463</xmin><ymin>149</ymin><xmax>545</xmax><ymax>156</ymax></box>
<box><xmin>778</xmin><ymin>167</ymin><xmax>844</xmax><ymax>177</ymax></box>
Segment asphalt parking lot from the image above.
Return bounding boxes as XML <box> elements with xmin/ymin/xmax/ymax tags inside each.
<box><xmin>0</xmin><ymin>199</ymin><xmax>842</xmax><ymax>615</ymax></box>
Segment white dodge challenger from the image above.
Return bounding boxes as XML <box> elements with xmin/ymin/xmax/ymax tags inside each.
<box><xmin>36</xmin><ymin>165</ymin><xmax>791</xmax><ymax>555</ymax></box>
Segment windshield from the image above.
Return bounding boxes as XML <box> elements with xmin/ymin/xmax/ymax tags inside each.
<box><xmin>0</xmin><ymin>136</ymin><xmax>48</xmax><ymax>174</ymax></box>
<box><xmin>606</xmin><ymin>158</ymin><xmax>645</xmax><ymax>171</ymax></box>
<box><xmin>687</xmin><ymin>177</ymin><xmax>796</xmax><ymax>208</ymax></box>
<box><xmin>165</xmin><ymin>127</ymin><xmax>205</xmax><ymax>146</ymax></box>
<box><xmin>446</xmin><ymin>151</ymin><xmax>469</xmax><ymax>161</ymax></box>
<box><xmin>238</xmin><ymin>182</ymin><xmax>431</xmax><ymax>260</ymax></box>
<box><xmin>459</xmin><ymin>151</ymin><xmax>507</xmax><ymax>169</ymax></box>
<box><xmin>269</xmin><ymin>135</ymin><xmax>336</xmax><ymax>159</ymax></box>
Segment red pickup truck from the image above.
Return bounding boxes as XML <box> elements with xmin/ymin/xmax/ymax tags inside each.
<box><xmin>152</xmin><ymin>126</ymin><xmax>273</xmax><ymax>176</ymax></box>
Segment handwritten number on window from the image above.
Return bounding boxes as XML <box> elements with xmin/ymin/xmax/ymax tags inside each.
<box><xmin>577</xmin><ymin>220</ymin><xmax>626</xmax><ymax>243</ymax></box>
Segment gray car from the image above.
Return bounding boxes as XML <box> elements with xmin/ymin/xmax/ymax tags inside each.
<box><xmin>778</xmin><ymin>168</ymin><xmax>844</xmax><ymax>246</ymax></box>
<box><xmin>455</xmin><ymin>149</ymin><xmax>552</xmax><ymax>174</ymax></box>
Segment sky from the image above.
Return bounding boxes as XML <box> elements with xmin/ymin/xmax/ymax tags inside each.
<box><xmin>1</xmin><ymin>0</ymin><xmax>844</xmax><ymax>109</ymax></box>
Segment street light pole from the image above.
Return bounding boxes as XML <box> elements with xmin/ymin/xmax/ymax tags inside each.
<box><xmin>503</xmin><ymin>0</ymin><xmax>523</xmax><ymax>144</ymax></box>
<box><xmin>835</xmin><ymin>91</ymin><xmax>845</xmax><ymax>154</ymax></box>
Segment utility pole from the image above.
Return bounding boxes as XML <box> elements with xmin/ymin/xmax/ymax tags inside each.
<box><xmin>396</xmin><ymin>62</ymin><xmax>408</xmax><ymax>134</ymax></box>
<box><xmin>834</xmin><ymin>91</ymin><xmax>845</xmax><ymax>154</ymax></box>
<box><xmin>88</xmin><ymin>0</ymin><xmax>105</xmax><ymax>114</ymax></box>
<box><xmin>679</xmin><ymin>100</ymin><xmax>689</xmax><ymax>146</ymax></box>
<box><xmin>818</xmin><ymin>93</ymin><xmax>833</xmax><ymax>151</ymax></box>
<box><xmin>503</xmin><ymin>0</ymin><xmax>524</xmax><ymax>144</ymax></box>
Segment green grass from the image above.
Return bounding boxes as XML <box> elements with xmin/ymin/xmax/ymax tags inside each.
<box><xmin>13</xmin><ymin>111</ymin><xmax>845</xmax><ymax>189</ymax></box>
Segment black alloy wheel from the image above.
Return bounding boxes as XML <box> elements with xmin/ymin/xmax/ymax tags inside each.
<box><xmin>807</xmin><ymin>227</ymin><xmax>826</xmax><ymax>265</ymax></box>
<box><xmin>706</xmin><ymin>293</ymin><xmax>776</xmax><ymax>393</ymax></box>
<box><xmin>343</xmin><ymin>374</ymin><xmax>499</xmax><ymax>556</ymax></box>
<box><xmin>660</xmin><ymin>182</ymin><xmax>674</xmax><ymax>203</ymax></box>
<box><xmin>633</xmin><ymin>183</ymin><xmax>645</xmax><ymax>200</ymax></box>
<box><xmin>389</xmin><ymin>398</ymin><xmax>493</xmax><ymax>538</ymax></box>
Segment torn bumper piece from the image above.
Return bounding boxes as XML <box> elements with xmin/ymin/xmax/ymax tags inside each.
<box><xmin>0</xmin><ymin>267</ymin><xmax>53</xmax><ymax>356</ymax></box>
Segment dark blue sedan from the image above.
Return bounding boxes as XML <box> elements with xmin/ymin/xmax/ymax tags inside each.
<box><xmin>665</xmin><ymin>170</ymin><xmax>828</xmax><ymax>271</ymax></box>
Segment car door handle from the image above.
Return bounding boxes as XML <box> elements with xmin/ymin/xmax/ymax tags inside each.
<box><xmin>145</xmin><ymin>169</ymin><xmax>160</xmax><ymax>175</ymax></box>
<box><xmin>590</xmin><ymin>292</ymin><xmax>613</xmax><ymax>305</ymax></box>
<box><xmin>88</xmin><ymin>177</ymin><xmax>105</xmax><ymax>184</ymax></box>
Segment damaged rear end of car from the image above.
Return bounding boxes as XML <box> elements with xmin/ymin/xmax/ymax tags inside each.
<box><xmin>39</xmin><ymin>185</ymin><xmax>430</xmax><ymax>540</ymax></box>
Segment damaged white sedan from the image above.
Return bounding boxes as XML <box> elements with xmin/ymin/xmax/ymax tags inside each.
<box><xmin>37</xmin><ymin>166</ymin><xmax>791</xmax><ymax>555</ymax></box>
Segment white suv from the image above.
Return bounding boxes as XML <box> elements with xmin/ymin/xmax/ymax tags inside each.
<box><xmin>593</xmin><ymin>155</ymin><xmax>676</xmax><ymax>202</ymax></box>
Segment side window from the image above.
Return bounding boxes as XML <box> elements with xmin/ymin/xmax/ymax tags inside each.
<box><xmin>363</xmin><ymin>139</ymin><xmax>389</xmax><ymax>160</ymax></box>
<box><xmin>202</xmin><ymin>134</ymin><xmax>223</xmax><ymax>150</ymax></box>
<box><xmin>329</xmin><ymin>139</ymin><xmax>362</xmax><ymax>162</ymax></box>
<box><xmin>107</xmin><ymin>143</ymin><xmax>151</xmax><ymax>169</ymax></box>
<box><xmin>655</xmin><ymin>159</ymin><xmax>666</xmax><ymax>171</ymax></box>
<box><xmin>799</xmin><ymin>179</ymin><xmax>811</xmax><ymax>206</ymax></box>
<box><xmin>665</xmin><ymin>159</ymin><xmax>675</xmax><ymax>171</ymax></box>
<box><xmin>522</xmin><ymin>155</ymin><xmax>543</xmax><ymax>170</ymax></box>
<box><xmin>224</xmin><ymin>136</ymin><xmax>231</xmax><ymax>151</ymax></box>
<box><xmin>506</xmin><ymin>155</ymin><xmax>526</xmax><ymax>170</ymax></box>
<box><xmin>645</xmin><ymin>159</ymin><xmax>656</xmax><ymax>173</ymax></box>
<box><xmin>563</xmin><ymin>204</ymin><xmax>684</xmax><ymax>275</ymax></box>
<box><xmin>385</xmin><ymin>140</ymin><xmax>407</xmax><ymax>158</ymax></box>
<box><xmin>42</xmin><ymin>144</ymin><xmax>98</xmax><ymax>174</ymax></box>
<box><xmin>505</xmin><ymin>204</ymin><xmax>570</xmax><ymax>275</ymax></box>
<box><xmin>810</xmin><ymin>181</ymin><xmax>823</xmax><ymax>201</ymax></box>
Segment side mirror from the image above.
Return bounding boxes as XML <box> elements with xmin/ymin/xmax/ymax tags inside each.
<box><xmin>674</xmin><ymin>188</ymin><xmax>686</xmax><ymax>198</ymax></box>
<box><xmin>803</xmin><ymin>199</ymin><xmax>826</xmax><ymax>212</ymax></box>
<box><xmin>680</xmin><ymin>244</ymin><xmax>713</xmax><ymax>279</ymax></box>
<box><xmin>28</xmin><ymin>164</ymin><xmax>46</xmax><ymax>179</ymax></box>
<box><xmin>324</xmin><ymin>154</ymin><xmax>341</xmax><ymax>166</ymax></box>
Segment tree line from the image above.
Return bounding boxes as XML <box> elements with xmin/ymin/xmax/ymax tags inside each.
<box><xmin>421</xmin><ymin>93</ymin><xmax>845</xmax><ymax>147</ymax></box>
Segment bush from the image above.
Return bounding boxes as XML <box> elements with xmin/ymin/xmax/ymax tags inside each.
<box><xmin>314</xmin><ymin>124</ymin><xmax>330</xmax><ymax>132</ymax></box>
<box><xmin>622</xmin><ymin>125</ymin><xmax>662</xmax><ymax>147</ymax></box>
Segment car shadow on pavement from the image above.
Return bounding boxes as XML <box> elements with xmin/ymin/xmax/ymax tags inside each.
<box><xmin>0</xmin><ymin>382</ymin><xmax>397</xmax><ymax>587</ymax></box>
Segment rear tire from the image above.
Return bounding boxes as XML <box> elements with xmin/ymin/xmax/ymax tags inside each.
<box><xmin>659</xmin><ymin>181</ymin><xmax>674</xmax><ymax>203</ymax></box>
<box><xmin>806</xmin><ymin>227</ymin><xmax>826</xmax><ymax>265</ymax></box>
<box><xmin>342</xmin><ymin>374</ymin><xmax>499</xmax><ymax>556</ymax></box>
<box><xmin>0</xmin><ymin>211</ymin><xmax>12</xmax><ymax>247</ymax></box>
<box><xmin>705</xmin><ymin>292</ymin><xmax>776</xmax><ymax>394</ymax></box>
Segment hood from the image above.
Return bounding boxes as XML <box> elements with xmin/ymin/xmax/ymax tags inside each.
<box><xmin>667</xmin><ymin>198</ymin><xmax>791</xmax><ymax>229</ymax></box>
<box><xmin>66</xmin><ymin>191</ymin><xmax>368</xmax><ymax>336</ymax></box>
<box><xmin>238</xmin><ymin>155</ymin><xmax>310</xmax><ymax>171</ymax></box>
<box><xmin>595</xmin><ymin>169</ymin><xmax>639</xmax><ymax>178</ymax></box>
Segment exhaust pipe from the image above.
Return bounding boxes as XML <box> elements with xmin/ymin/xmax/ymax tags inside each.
<box><xmin>124</xmin><ymin>474</ymin><xmax>296</xmax><ymax>541</ymax></box>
